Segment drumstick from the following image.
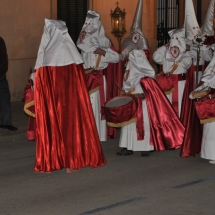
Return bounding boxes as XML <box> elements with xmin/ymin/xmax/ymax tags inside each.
<box><xmin>84</xmin><ymin>68</ymin><xmax>95</xmax><ymax>74</ymax></box>
<box><xmin>114</xmin><ymin>82</ymin><xmax>122</xmax><ymax>90</ymax></box>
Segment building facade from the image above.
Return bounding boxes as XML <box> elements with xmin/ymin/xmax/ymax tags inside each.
<box><xmin>0</xmin><ymin>0</ymin><xmax>212</xmax><ymax>101</ymax></box>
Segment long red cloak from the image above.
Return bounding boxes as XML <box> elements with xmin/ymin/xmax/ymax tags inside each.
<box><xmin>180</xmin><ymin>64</ymin><xmax>203</xmax><ymax>157</ymax></box>
<box><xmin>34</xmin><ymin>64</ymin><xmax>107</xmax><ymax>172</ymax></box>
<box><xmin>140</xmin><ymin>77</ymin><xmax>185</xmax><ymax>151</ymax></box>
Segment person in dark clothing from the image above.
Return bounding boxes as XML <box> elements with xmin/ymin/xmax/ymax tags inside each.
<box><xmin>0</xmin><ymin>36</ymin><xmax>17</xmax><ymax>131</ymax></box>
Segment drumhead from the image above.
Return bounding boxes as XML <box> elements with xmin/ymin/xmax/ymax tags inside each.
<box><xmin>105</xmin><ymin>96</ymin><xmax>133</xmax><ymax>108</ymax></box>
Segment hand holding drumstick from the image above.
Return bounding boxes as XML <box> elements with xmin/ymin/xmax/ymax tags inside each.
<box><xmin>115</xmin><ymin>82</ymin><xmax>135</xmax><ymax>95</ymax></box>
<box><xmin>192</xmin><ymin>87</ymin><xmax>211</xmax><ymax>98</ymax></box>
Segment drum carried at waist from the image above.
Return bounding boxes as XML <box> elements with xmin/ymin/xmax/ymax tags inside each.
<box><xmin>194</xmin><ymin>94</ymin><xmax>215</xmax><ymax>124</ymax></box>
<box><xmin>103</xmin><ymin>95</ymin><xmax>137</xmax><ymax>127</ymax></box>
<box><xmin>156</xmin><ymin>73</ymin><xmax>174</xmax><ymax>95</ymax></box>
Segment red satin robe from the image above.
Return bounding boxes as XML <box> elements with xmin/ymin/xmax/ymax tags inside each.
<box><xmin>140</xmin><ymin>77</ymin><xmax>185</xmax><ymax>150</ymax></box>
<box><xmin>34</xmin><ymin>64</ymin><xmax>107</xmax><ymax>172</ymax></box>
<box><xmin>180</xmin><ymin>64</ymin><xmax>203</xmax><ymax>157</ymax></box>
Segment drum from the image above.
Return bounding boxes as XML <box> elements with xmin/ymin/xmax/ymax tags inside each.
<box><xmin>156</xmin><ymin>74</ymin><xmax>174</xmax><ymax>95</ymax></box>
<box><xmin>103</xmin><ymin>95</ymin><xmax>137</xmax><ymax>127</ymax></box>
<box><xmin>195</xmin><ymin>95</ymin><xmax>215</xmax><ymax>124</ymax></box>
<box><xmin>85</xmin><ymin>70</ymin><xmax>102</xmax><ymax>95</ymax></box>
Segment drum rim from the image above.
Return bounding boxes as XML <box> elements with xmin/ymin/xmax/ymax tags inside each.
<box><xmin>104</xmin><ymin>95</ymin><xmax>134</xmax><ymax>109</ymax></box>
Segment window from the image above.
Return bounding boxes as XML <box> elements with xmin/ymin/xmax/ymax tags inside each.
<box><xmin>157</xmin><ymin>0</ymin><xmax>179</xmax><ymax>47</ymax></box>
<box><xmin>57</xmin><ymin>0</ymin><xmax>89</xmax><ymax>43</ymax></box>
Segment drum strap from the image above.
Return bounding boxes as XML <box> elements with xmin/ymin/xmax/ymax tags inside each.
<box><xmin>95</xmin><ymin>55</ymin><xmax>102</xmax><ymax>68</ymax></box>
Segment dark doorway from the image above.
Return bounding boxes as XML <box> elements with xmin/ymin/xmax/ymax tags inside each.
<box><xmin>57</xmin><ymin>0</ymin><xmax>88</xmax><ymax>43</ymax></box>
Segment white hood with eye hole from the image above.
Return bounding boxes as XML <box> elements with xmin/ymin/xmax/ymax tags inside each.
<box><xmin>166</xmin><ymin>28</ymin><xmax>186</xmax><ymax>61</ymax></box>
<box><xmin>76</xmin><ymin>10</ymin><xmax>111</xmax><ymax>53</ymax></box>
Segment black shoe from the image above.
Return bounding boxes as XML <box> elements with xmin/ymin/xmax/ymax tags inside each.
<box><xmin>117</xmin><ymin>148</ymin><xmax>133</xmax><ymax>156</ymax></box>
<box><xmin>141</xmin><ymin>151</ymin><xmax>150</xmax><ymax>157</ymax></box>
<box><xmin>0</xmin><ymin>125</ymin><xmax>18</xmax><ymax>131</ymax></box>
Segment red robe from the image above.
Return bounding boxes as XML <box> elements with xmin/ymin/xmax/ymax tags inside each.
<box><xmin>140</xmin><ymin>77</ymin><xmax>185</xmax><ymax>150</ymax></box>
<box><xmin>180</xmin><ymin>64</ymin><xmax>203</xmax><ymax>157</ymax></box>
<box><xmin>34</xmin><ymin>64</ymin><xmax>106</xmax><ymax>172</ymax></box>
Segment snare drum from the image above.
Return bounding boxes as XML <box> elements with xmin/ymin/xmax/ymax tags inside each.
<box><xmin>156</xmin><ymin>74</ymin><xmax>174</xmax><ymax>95</ymax></box>
<box><xmin>103</xmin><ymin>95</ymin><xmax>137</xmax><ymax>127</ymax></box>
<box><xmin>195</xmin><ymin>95</ymin><xmax>215</xmax><ymax>124</ymax></box>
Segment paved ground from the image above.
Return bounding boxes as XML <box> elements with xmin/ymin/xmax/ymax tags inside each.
<box><xmin>0</xmin><ymin>102</ymin><xmax>215</xmax><ymax>215</ymax></box>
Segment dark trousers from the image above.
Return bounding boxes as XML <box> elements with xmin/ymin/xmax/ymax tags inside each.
<box><xmin>0</xmin><ymin>74</ymin><xmax>12</xmax><ymax>125</ymax></box>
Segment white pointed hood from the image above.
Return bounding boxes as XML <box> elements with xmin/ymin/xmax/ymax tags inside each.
<box><xmin>122</xmin><ymin>0</ymin><xmax>149</xmax><ymax>52</ymax></box>
<box><xmin>185</xmin><ymin>0</ymin><xmax>201</xmax><ymax>41</ymax></box>
<box><xmin>131</xmin><ymin>0</ymin><xmax>143</xmax><ymax>35</ymax></box>
<box><xmin>76</xmin><ymin>10</ymin><xmax>111</xmax><ymax>53</ymax></box>
<box><xmin>201</xmin><ymin>0</ymin><xmax>215</xmax><ymax>36</ymax></box>
<box><xmin>166</xmin><ymin>28</ymin><xmax>186</xmax><ymax>61</ymax></box>
<box><xmin>34</xmin><ymin>19</ymin><xmax>83</xmax><ymax>69</ymax></box>
<box><xmin>123</xmin><ymin>50</ymin><xmax>155</xmax><ymax>91</ymax></box>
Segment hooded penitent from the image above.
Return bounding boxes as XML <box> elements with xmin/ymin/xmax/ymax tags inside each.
<box><xmin>77</xmin><ymin>10</ymin><xmax>111</xmax><ymax>52</ymax></box>
<box><xmin>123</xmin><ymin>50</ymin><xmax>155</xmax><ymax>91</ymax></box>
<box><xmin>184</xmin><ymin>0</ymin><xmax>201</xmax><ymax>42</ymax></box>
<box><xmin>166</xmin><ymin>28</ymin><xmax>186</xmax><ymax>62</ymax></box>
<box><xmin>123</xmin><ymin>50</ymin><xmax>185</xmax><ymax>151</ymax></box>
<box><xmin>201</xmin><ymin>0</ymin><xmax>215</xmax><ymax>37</ymax></box>
<box><xmin>34</xmin><ymin>19</ymin><xmax>106</xmax><ymax>172</ymax></box>
<box><xmin>121</xmin><ymin>0</ymin><xmax>149</xmax><ymax>52</ymax></box>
